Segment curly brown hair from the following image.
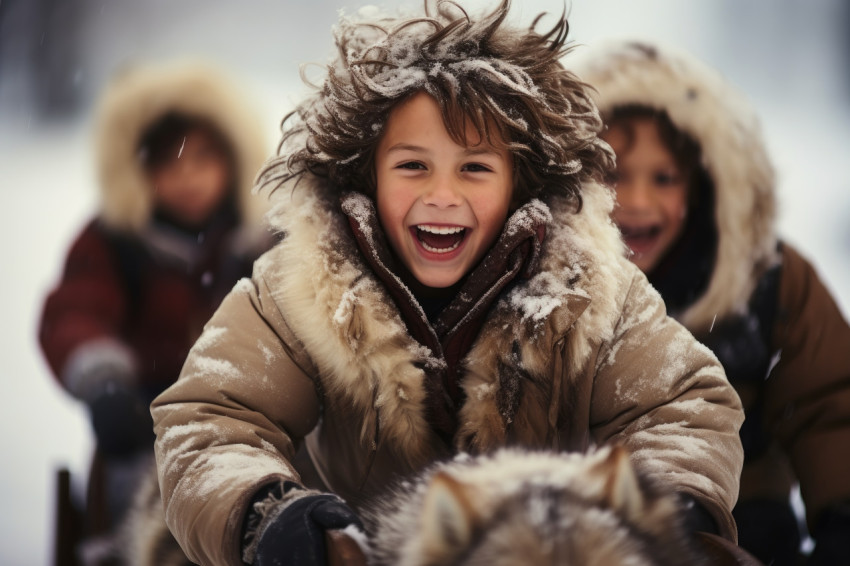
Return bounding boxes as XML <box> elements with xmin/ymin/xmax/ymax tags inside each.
<box><xmin>260</xmin><ymin>0</ymin><xmax>614</xmax><ymax>209</ymax></box>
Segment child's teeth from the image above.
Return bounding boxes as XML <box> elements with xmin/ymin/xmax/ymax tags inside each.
<box><xmin>418</xmin><ymin>225</ymin><xmax>463</xmax><ymax>235</ymax></box>
<box><xmin>420</xmin><ymin>240</ymin><xmax>461</xmax><ymax>253</ymax></box>
<box><xmin>416</xmin><ymin>225</ymin><xmax>465</xmax><ymax>253</ymax></box>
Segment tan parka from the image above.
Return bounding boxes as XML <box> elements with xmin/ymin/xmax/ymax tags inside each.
<box><xmin>152</xmin><ymin>177</ymin><xmax>744</xmax><ymax>566</ymax></box>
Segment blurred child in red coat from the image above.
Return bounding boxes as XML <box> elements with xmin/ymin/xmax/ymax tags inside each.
<box><xmin>39</xmin><ymin>60</ymin><xmax>272</xmax><ymax>559</ymax></box>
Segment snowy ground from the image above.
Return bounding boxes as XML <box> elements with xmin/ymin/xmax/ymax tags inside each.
<box><xmin>0</xmin><ymin>122</ymin><xmax>95</xmax><ymax>566</ymax></box>
<box><xmin>1</xmin><ymin>1</ymin><xmax>848</xmax><ymax>564</ymax></box>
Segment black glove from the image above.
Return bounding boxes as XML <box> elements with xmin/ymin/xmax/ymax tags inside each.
<box><xmin>253</xmin><ymin>493</ymin><xmax>363</xmax><ymax>566</ymax></box>
<box><xmin>733</xmin><ymin>499</ymin><xmax>801</xmax><ymax>565</ymax></box>
<box><xmin>679</xmin><ymin>494</ymin><xmax>719</xmax><ymax>535</ymax></box>
<box><xmin>89</xmin><ymin>381</ymin><xmax>154</xmax><ymax>457</ymax></box>
<box><xmin>808</xmin><ymin>502</ymin><xmax>850</xmax><ymax>566</ymax></box>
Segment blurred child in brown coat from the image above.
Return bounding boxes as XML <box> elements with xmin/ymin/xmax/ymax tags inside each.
<box><xmin>573</xmin><ymin>40</ymin><xmax>850</xmax><ymax>566</ymax></box>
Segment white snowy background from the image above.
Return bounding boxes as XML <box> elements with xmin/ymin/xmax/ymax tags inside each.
<box><xmin>1</xmin><ymin>1</ymin><xmax>847</xmax><ymax>564</ymax></box>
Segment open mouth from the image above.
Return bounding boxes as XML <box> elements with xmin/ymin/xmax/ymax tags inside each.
<box><xmin>619</xmin><ymin>224</ymin><xmax>662</xmax><ymax>252</ymax></box>
<box><xmin>414</xmin><ymin>224</ymin><xmax>467</xmax><ymax>254</ymax></box>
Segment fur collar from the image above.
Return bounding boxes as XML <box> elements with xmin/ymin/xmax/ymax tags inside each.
<box><xmin>258</xmin><ymin>178</ymin><xmax>627</xmax><ymax>463</ymax></box>
<box><xmin>94</xmin><ymin>60</ymin><xmax>270</xmax><ymax>234</ymax></box>
<box><xmin>570</xmin><ymin>41</ymin><xmax>779</xmax><ymax>331</ymax></box>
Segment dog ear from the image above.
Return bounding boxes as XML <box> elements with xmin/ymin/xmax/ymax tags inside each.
<box><xmin>596</xmin><ymin>445</ymin><xmax>646</xmax><ymax>522</ymax></box>
<box><xmin>420</xmin><ymin>471</ymin><xmax>479</xmax><ymax>561</ymax></box>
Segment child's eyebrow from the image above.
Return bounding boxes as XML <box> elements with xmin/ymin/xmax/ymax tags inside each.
<box><xmin>463</xmin><ymin>146</ymin><xmax>501</xmax><ymax>158</ymax></box>
<box><xmin>385</xmin><ymin>143</ymin><xmax>428</xmax><ymax>154</ymax></box>
<box><xmin>385</xmin><ymin>143</ymin><xmax>501</xmax><ymax>158</ymax></box>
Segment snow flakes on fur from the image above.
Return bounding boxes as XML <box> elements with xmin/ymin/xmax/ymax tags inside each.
<box><xmin>456</xmin><ymin>183</ymin><xmax>626</xmax><ymax>451</ymax></box>
<box><xmin>262</xmin><ymin>184</ymin><xmax>436</xmax><ymax>464</ymax></box>
<box><xmin>332</xmin><ymin>4</ymin><xmax>540</xmax><ymax>107</ymax></box>
<box><xmin>365</xmin><ymin>446</ymin><xmax>708</xmax><ymax>566</ymax></box>
<box><xmin>260</xmin><ymin>174</ymin><xmax>628</xmax><ymax>460</ymax></box>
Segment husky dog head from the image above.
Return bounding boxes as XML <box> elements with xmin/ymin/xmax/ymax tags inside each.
<box><xmin>366</xmin><ymin>445</ymin><xmax>709</xmax><ymax>566</ymax></box>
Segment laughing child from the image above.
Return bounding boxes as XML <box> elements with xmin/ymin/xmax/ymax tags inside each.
<box><xmin>151</xmin><ymin>4</ymin><xmax>747</xmax><ymax>565</ymax></box>
<box><xmin>573</xmin><ymin>40</ymin><xmax>850</xmax><ymax>565</ymax></box>
<box><xmin>39</xmin><ymin>61</ymin><xmax>271</xmax><ymax>557</ymax></box>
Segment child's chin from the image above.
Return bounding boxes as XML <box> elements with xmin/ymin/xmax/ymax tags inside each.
<box><xmin>630</xmin><ymin>251</ymin><xmax>660</xmax><ymax>273</ymax></box>
<box><xmin>411</xmin><ymin>265</ymin><xmax>465</xmax><ymax>289</ymax></box>
<box><xmin>418</xmin><ymin>276</ymin><xmax>462</xmax><ymax>289</ymax></box>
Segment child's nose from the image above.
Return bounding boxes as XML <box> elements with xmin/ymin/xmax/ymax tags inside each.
<box><xmin>170</xmin><ymin>156</ymin><xmax>209</xmax><ymax>186</ymax></box>
<box><xmin>421</xmin><ymin>174</ymin><xmax>463</xmax><ymax>207</ymax></box>
<box><xmin>616</xmin><ymin>180</ymin><xmax>653</xmax><ymax>211</ymax></box>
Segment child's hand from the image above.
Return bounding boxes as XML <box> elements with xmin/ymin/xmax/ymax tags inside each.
<box><xmin>808</xmin><ymin>502</ymin><xmax>850</xmax><ymax>566</ymax></box>
<box><xmin>89</xmin><ymin>382</ymin><xmax>153</xmax><ymax>457</ymax></box>
<box><xmin>253</xmin><ymin>493</ymin><xmax>364</xmax><ymax>566</ymax></box>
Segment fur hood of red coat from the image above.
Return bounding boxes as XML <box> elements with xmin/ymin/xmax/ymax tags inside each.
<box><xmin>93</xmin><ymin>60</ymin><xmax>271</xmax><ymax>234</ymax></box>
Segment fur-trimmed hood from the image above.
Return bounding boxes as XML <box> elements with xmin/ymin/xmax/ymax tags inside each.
<box><xmin>258</xmin><ymin>171</ymin><xmax>632</xmax><ymax>468</ymax></box>
<box><xmin>259</xmin><ymin>175</ymin><xmax>627</xmax><ymax>462</ymax></box>
<box><xmin>569</xmin><ymin>40</ymin><xmax>779</xmax><ymax>331</ymax></box>
<box><xmin>93</xmin><ymin>60</ymin><xmax>270</xmax><ymax>233</ymax></box>
<box><xmin>153</xmin><ymin>171</ymin><xmax>745</xmax><ymax>565</ymax></box>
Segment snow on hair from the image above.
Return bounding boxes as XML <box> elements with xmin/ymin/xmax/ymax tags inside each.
<box><xmin>261</xmin><ymin>0</ymin><xmax>614</xmax><ymax>208</ymax></box>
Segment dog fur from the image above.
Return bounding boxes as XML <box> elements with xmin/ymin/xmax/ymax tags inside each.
<box><xmin>364</xmin><ymin>446</ymin><xmax>710</xmax><ymax>566</ymax></box>
<box><xmin>116</xmin><ymin>463</ymin><xmax>192</xmax><ymax>566</ymax></box>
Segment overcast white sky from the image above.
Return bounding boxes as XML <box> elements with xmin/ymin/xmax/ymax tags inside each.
<box><xmin>1</xmin><ymin>1</ymin><xmax>848</xmax><ymax>564</ymax></box>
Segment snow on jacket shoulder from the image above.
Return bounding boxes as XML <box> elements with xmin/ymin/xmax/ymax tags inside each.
<box><xmin>152</xmin><ymin>179</ymin><xmax>744</xmax><ymax>566</ymax></box>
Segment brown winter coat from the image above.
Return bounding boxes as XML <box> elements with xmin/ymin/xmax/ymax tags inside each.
<box><xmin>571</xmin><ymin>40</ymin><xmax>850</xmax><ymax>531</ymax></box>
<box><xmin>757</xmin><ymin>244</ymin><xmax>850</xmax><ymax>522</ymax></box>
<box><xmin>152</xmin><ymin>177</ymin><xmax>744</xmax><ymax>566</ymax></box>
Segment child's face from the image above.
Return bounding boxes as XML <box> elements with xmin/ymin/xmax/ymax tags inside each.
<box><xmin>149</xmin><ymin>128</ymin><xmax>232</xmax><ymax>228</ymax></box>
<box><xmin>603</xmin><ymin>118</ymin><xmax>689</xmax><ymax>274</ymax></box>
<box><xmin>375</xmin><ymin>92</ymin><xmax>514</xmax><ymax>289</ymax></box>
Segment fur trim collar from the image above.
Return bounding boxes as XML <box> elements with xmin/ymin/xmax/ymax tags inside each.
<box><xmin>569</xmin><ymin>40</ymin><xmax>779</xmax><ymax>330</ymax></box>
<box><xmin>259</xmin><ymin>178</ymin><xmax>626</xmax><ymax>463</ymax></box>
<box><xmin>94</xmin><ymin>60</ymin><xmax>270</xmax><ymax>233</ymax></box>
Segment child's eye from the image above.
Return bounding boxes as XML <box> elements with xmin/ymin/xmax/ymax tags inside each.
<box><xmin>654</xmin><ymin>171</ymin><xmax>681</xmax><ymax>186</ymax></box>
<box><xmin>462</xmin><ymin>162</ymin><xmax>493</xmax><ymax>173</ymax></box>
<box><xmin>397</xmin><ymin>161</ymin><xmax>426</xmax><ymax>170</ymax></box>
<box><xmin>196</xmin><ymin>147</ymin><xmax>220</xmax><ymax>162</ymax></box>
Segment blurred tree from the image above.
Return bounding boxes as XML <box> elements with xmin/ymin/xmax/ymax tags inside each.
<box><xmin>0</xmin><ymin>0</ymin><xmax>86</xmax><ymax>122</ymax></box>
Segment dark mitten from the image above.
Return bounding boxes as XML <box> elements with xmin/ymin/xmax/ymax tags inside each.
<box><xmin>89</xmin><ymin>381</ymin><xmax>154</xmax><ymax>457</ymax></box>
<box><xmin>253</xmin><ymin>493</ymin><xmax>363</xmax><ymax>566</ymax></box>
<box><xmin>697</xmin><ymin>315</ymin><xmax>771</xmax><ymax>385</ymax></box>
<box><xmin>62</xmin><ymin>338</ymin><xmax>150</xmax><ymax>456</ymax></box>
<box><xmin>679</xmin><ymin>494</ymin><xmax>719</xmax><ymax>535</ymax></box>
<box><xmin>733</xmin><ymin>499</ymin><xmax>801</xmax><ymax>566</ymax></box>
<box><xmin>678</xmin><ymin>496</ymin><xmax>765</xmax><ymax>565</ymax></box>
<box><xmin>808</xmin><ymin>502</ymin><xmax>850</xmax><ymax>566</ymax></box>
<box><xmin>695</xmin><ymin>314</ymin><xmax>773</xmax><ymax>460</ymax></box>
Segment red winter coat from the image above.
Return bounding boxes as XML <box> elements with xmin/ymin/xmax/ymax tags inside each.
<box><xmin>39</xmin><ymin>61</ymin><xmax>272</xmax><ymax>402</ymax></box>
<box><xmin>40</xmin><ymin>213</ymin><xmax>267</xmax><ymax>401</ymax></box>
